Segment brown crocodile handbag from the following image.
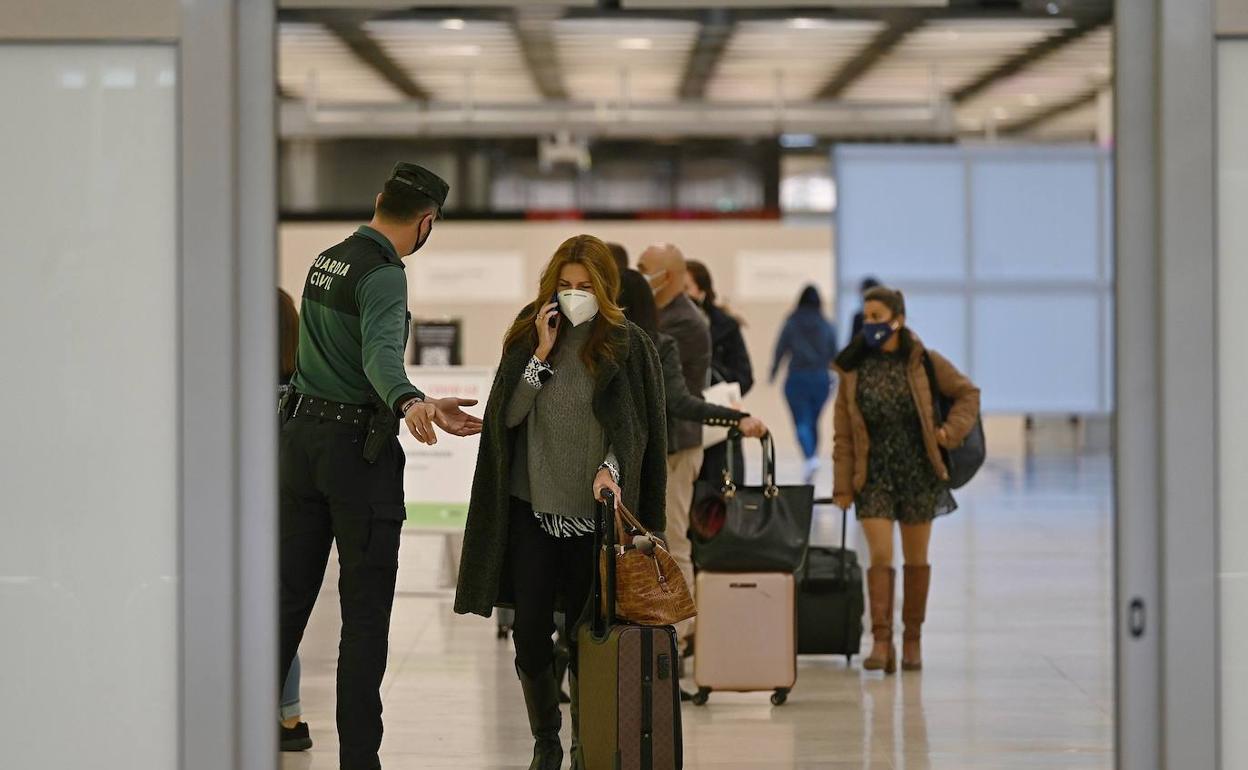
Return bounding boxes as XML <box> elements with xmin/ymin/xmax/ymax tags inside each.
<box><xmin>599</xmin><ymin>502</ymin><xmax>696</xmax><ymax>627</ymax></box>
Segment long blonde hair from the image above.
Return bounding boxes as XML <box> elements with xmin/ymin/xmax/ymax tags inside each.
<box><xmin>504</xmin><ymin>234</ymin><xmax>626</xmax><ymax>375</ymax></box>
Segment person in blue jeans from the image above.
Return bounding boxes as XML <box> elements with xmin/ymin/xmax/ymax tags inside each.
<box><xmin>278</xmin><ymin>288</ymin><xmax>313</xmax><ymax>752</ymax></box>
<box><xmin>771</xmin><ymin>285</ymin><xmax>839</xmax><ymax>484</ymax></box>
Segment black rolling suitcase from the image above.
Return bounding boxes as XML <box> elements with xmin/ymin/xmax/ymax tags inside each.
<box><xmin>797</xmin><ymin>499</ymin><xmax>864</xmax><ymax>662</ymax></box>
<box><xmin>576</xmin><ymin>491</ymin><xmax>683</xmax><ymax>770</ymax></box>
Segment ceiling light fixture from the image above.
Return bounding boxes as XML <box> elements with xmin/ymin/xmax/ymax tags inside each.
<box><xmin>441</xmin><ymin>18</ymin><xmax>466</xmax><ymax>30</ymax></box>
<box><xmin>618</xmin><ymin>37</ymin><xmax>653</xmax><ymax>51</ymax></box>
<box><xmin>432</xmin><ymin>44</ymin><xmax>481</xmax><ymax>57</ymax></box>
<box><xmin>789</xmin><ymin>18</ymin><xmax>821</xmax><ymax>30</ymax></box>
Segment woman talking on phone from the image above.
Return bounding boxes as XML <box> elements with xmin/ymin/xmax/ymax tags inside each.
<box><xmin>455</xmin><ymin>235</ymin><xmax>668</xmax><ymax>770</ymax></box>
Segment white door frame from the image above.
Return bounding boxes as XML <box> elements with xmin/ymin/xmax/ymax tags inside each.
<box><xmin>179</xmin><ymin>1</ymin><xmax>277</xmax><ymax>768</ymax></box>
<box><xmin>1115</xmin><ymin>1</ymin><xmax>1221</xmax><ymax>767</ymax></box>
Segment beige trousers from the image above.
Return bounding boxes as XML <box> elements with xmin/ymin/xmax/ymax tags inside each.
<box><xmin>664</xmin><ymin>446</ymin><xmax>704</xmax><ymax>647</ymax></box>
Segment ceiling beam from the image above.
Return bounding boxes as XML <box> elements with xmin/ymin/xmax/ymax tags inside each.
<box><xmin>677</xmin><ymin>9</ymin><xmax>736</xmax><ymax>100</ymax></box>
<box><xmin>814</xmin><ymin>12</ymin><xmax>925</xmax><ymax>101</ymax></box>
<box><xmin>510</xmin><ymin>8</ymin><xmax>569</xmax><ymax>101</ymax></box>
<box><xmin>281</xmin><ymin>98</ymin><xmax>955</xmax><ymax>140</ymax></box>
<box><xmin>1001</xmin><ymin>83</ymin><xmax>1107</xmax><ymax>134</ymax></box>
<box><xmin>322</xmin><ymin>17</ymin><xmax>430</xmax><ymax>101</ymax></box>
<box><xmin>560</xmin><ymin>5</ymin><xmax>1104</xmax><ymax>24</ymax></box>
<box><xmin>953</xmin><ymin>14</ymin><xmax>1111</xmax><ymax>104</ymax></box>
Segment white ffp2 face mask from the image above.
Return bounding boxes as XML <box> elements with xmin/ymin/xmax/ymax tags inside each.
<box><xmin>557</xmin><ymin>289</ymin><xmax>599</xmax><ymax>327</ymax></box>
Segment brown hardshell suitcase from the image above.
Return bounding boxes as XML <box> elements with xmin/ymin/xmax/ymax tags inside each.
<box><xmin>691</xmin><ymin>571</ymin><xmax>797</xmax><ymax>706</ymax></box>
<box><xmin>577</xmin><ymin>491</ymin><xmax>684</xmax><ymax>770</ymax></box>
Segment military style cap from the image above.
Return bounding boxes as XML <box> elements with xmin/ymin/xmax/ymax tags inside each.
<box><xmin>389</xmin><ymin>162</ymin><xmax>450</xmax><ymax>212</ymax></box>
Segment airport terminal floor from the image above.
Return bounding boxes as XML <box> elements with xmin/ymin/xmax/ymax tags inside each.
<box><xmin>282</xmin><ymin>438</ymin><xmax>1112</xmax><ymax>770</ymax></box>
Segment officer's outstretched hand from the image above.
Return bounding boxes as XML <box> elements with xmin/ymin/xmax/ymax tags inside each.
<box><xmin>405</xmin><ymin>402</ymin><xmax>439</xmax><ymax>445</ymax></box>
<box><xmin>429</xmin><ymin>397</ymin><xmax>483</xmax><ymax>438</ymax></box>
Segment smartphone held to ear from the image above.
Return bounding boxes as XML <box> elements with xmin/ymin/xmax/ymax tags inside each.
<box><xmin>548</xmin><ymin>292</ymin><xmax>560</xmax><ymax>328</ymax></box>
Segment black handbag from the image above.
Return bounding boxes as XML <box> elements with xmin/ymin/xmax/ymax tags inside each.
<box><xmin>921</xmin><ymin>352</ymin><xmax>985</xmax><ymax>490</ymax></box>
<box><xmin>690</xmin><ymin>433</ymin><xmax>815</xmax><ymax>573</ymax></box>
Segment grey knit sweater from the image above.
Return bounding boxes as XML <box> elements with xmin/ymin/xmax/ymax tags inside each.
<box><xmin>506</xmin><ymin>320</ymin><xmax>615</xmax><ymax>526</ymax></box>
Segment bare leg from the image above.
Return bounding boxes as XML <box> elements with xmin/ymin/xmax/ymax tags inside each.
<box><xmin>899</xmin><ymin>522</ymin><xmax>932</xmax><ymax>566</ymax></box>
<box><xmin>860</xmin><ymin>517</ymin><xmax>895</xmax><ymax>568</ymax></box>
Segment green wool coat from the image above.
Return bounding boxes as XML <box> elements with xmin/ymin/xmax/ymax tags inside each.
<box><xmin>453</xmin><ymin>316</ymin><xmax>669</xmax><ymax>618</ymax></box>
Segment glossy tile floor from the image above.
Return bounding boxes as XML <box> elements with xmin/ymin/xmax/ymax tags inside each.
<box><xmin>282</xmin><ymin>446</ymin><xmax>1114</xmax><ymax>769</ymax></box>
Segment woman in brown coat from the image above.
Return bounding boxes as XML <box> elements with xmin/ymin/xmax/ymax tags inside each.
<box><xmin>832</xmin><ymin>286</ymin><xmax>980</xmax><ymax>673</ymax></box>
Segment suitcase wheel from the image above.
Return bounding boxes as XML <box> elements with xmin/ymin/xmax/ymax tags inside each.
<box><xmin>692</xmin><ymin>688</ymin><xmax>711</xmax><ymax>706</ymax></box>
<box><xmin>771</xmin><ymin>689</ymin><xmax>789</xmax><ymax>707</ymax></box>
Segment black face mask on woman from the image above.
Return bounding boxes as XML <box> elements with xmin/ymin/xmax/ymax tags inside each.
<box><xmin>862</xmin><ymin>320</ymin><xmax>897</xmax><ymax>349</ymax></box>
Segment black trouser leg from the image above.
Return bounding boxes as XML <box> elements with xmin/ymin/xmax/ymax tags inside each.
<box><xmin>286</xmin><ymin>418</ymin><xmax>404</xmax><ymax>770</ymax></box>
<box><xmin>557</xmin><ymin>533</ymin><xmax>596</xmax><ymax>679</ymax></box>
<box><xmin>279</xmin><ymin>419</ymin><xmax>334</xmax><ymax>695</ymax></box>
<box><xmin>510</xmin><ymin>499</ymin><xmax>560</xmax><ymax>677</ymax></box>
<box><xmin>333</xmin><ymin>499</ymin><xmax>402</xmax><ymax>770</ymax></box>
<box><xmin>509</xmin><ymin>498</ymin><xmax>596</xmax><ymax>676</ymax></box>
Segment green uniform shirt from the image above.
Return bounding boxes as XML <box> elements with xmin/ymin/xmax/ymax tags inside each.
<box><xmin>290</xmin><ymin>225</ymin><xmax>424</xmax><ymax>412</ymax></box>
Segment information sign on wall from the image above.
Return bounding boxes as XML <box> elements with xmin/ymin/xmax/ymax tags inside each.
<box><xmin>399</xmin><ymin>366</ymin><xmax>493</xmax><ymax>504</ymax></box>
<box><xmin>410</xmin><ymin>319</ymin><xmax>462</xmax><ymax>366</ymax></box>
<box><xmin>734</xmin><ymin>250</ymin><xmax>834</xmax><ymax>303</ymax></box>
<box><xmin>410</xmin><ymin>252</ymin><xmax>525</xmax><ymax>302</ymax></box>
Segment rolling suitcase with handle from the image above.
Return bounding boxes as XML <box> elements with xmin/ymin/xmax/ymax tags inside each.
<box><xmin>577</xmin><ymin>491</ymin><xmax>683</xmax><ymax>770</ymax></box>
<box><xmin>691</xmin><ymin>571</ymin><xmax>797</xmax><ymax>706</ymax></box>
<box><xmin>797</xmin><ymin>500</ymin><xmax>863</xmax><ymax>661</ymax></box>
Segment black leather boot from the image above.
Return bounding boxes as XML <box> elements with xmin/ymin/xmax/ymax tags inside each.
<box><xmin>554</xmin><ymin>634</ymin><xmax>572</xmax><ymax>704</ymax></box>
<box><xmin>516</xmin><ymin>662</ymin><xmax>563</xmax><ymax>770</ymax></box>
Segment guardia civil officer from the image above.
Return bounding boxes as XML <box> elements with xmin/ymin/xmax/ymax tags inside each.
<box><xmin>279</xmin><ymin>163</ymin><xmax>482</xmax><ymax>770</ymax></box>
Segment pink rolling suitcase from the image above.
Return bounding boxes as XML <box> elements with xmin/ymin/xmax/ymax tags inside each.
<box><xmin>690</xmin><ymin>571</ymin><xmax>796</xmax><ymax>706</ymax></box>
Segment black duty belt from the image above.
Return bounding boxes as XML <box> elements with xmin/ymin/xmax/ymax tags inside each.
<box><xmin>293</xmin><ymin>394</ymin><xmax>371</xmax><ymax>427</ymax></box>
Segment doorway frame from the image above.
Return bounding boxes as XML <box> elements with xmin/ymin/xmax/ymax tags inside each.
<box><xmin>1115</xmin><ymin>1</ymin><xmax>1221</xmax><ymax>768</ymax></box>
<box><xmin>179</xmin><ymin>1</ymin><xmax>277</xmax><ymax>769</ymax></box>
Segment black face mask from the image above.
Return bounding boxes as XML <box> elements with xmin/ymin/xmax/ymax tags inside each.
<box><xmin>410</xmin><ymin>217</ymin><xmax>433</xmax><ymax>255</ymax></box>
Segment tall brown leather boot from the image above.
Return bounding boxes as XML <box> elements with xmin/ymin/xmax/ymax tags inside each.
<box><xmin>902</xmin><ymin>564</ymin><xmax>931</xmax><ymax>672</ymax></box>
<box><xmin>863</xmin><ymin>566</ymin><xmax>897</xmax><ymax>674</ymax></box>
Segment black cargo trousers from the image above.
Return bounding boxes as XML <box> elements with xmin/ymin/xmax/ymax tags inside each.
<box><xmin>279</xmin><ymin>412</ymin><xmax>406</xmax><ymax>770</ymax></box>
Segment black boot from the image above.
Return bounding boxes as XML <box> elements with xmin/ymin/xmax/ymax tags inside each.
<box><xmin>517</xmin><ymin>662</ymin><xmax>563</xmax><ymax>770</ymax></box>
<box><xmin>554</xmin><ymin>635</ymin><xmax>572</xmax><ymax>704</ymax></box>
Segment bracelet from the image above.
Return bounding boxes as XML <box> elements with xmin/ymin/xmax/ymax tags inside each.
<box><xmin>599</xmin><ymin>459</ymin><xmax>621</xmax><ymax>485</ymax></box>
<box><xmin>401</xmin><ymin>397</ymin><xmax>424</xmax><ymax>416</ymax></box>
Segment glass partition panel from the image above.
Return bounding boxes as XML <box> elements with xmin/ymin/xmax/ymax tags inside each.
<box><xmin>0</xmin><ymin>44</ymin><xmax>178</xmax><ymax>768</ymax></box>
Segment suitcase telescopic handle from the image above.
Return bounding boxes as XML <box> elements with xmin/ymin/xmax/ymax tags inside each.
<box><xmin>591</xmin><ymin>490</ymin><xmax>618</xmax><ymax>639</ymax></box>
<box><xmin>814</xmin><ymin>495</ymin><xmax>855</xmax><ymax>660</ymax></box>
<box><xmin>812</xmin><ymin>497</ymin><xmax>850</xmax><ymax>583</ymax></box>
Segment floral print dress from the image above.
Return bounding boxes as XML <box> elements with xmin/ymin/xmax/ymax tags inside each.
<box><xmin>854</xmin><ymin>350</ymin><xmax>955</xmax><ymax>524</ymax></box>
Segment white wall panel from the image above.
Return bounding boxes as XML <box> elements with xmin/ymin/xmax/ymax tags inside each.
<box><xmin>972</xmin><ymin>157</ymin><xmax>1101</xmax><ymax>280</ymax></box>
<box><xmin>0</xmin><ymin>45</ymin><xmax>178</xmax><ymax>768</ymax></box>
<box><xmin>903</xmin><ymin>292</ymin><xmax>970</xmax><ymax>372</ymax></box>
<box><xmin>836</xmin><ymin>150</ymin><xmax>967</xmax><ymax>283</ymax></box>
<box><xmin>836</xmin><ymin>144</ymin><xmax>1112</xmax><ymax>414</ymax></box>
<box><xmin>974</xmin><ymin>293</ymin><xmax>1102</xmax><ymax>412</ymax></box>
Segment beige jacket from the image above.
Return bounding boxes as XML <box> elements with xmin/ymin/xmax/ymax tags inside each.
<box><xmin>832</xmin><ymin>332</ymin><xmax>980</xmax><ymax>508</ymax></box>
